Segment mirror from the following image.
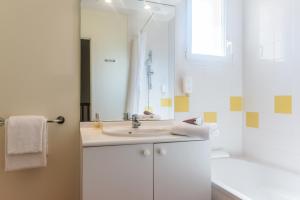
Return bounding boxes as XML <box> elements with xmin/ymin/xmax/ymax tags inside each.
<box><xmin>80</xmin><ymin>0</ymin><xmax>175</xmax><ymax>121</ymax></box>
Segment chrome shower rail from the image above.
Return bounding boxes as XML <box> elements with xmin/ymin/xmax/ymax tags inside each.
<box><xmin>0</xmin><ymin>116</ymin><xmax>65</xmax><ymax>127</ymax></box>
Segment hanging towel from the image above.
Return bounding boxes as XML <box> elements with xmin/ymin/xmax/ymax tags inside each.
<box><xmin>5</xmin><ymin>116</ymin><xmax>48</xmax><ymax>171</ymax></box>
<box><xmin>6</xmin><ymin>116</ymin><xmax>47</xmax><ymax>154</ymax></box>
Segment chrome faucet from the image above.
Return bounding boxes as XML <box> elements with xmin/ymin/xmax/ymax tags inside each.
<box><xmin>132</xmin><ymin>114</ymin><xmax>141</xmax><ymax>128</ymax></box>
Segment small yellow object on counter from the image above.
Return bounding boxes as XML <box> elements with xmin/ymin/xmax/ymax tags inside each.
<box><xmin>94</xmin><ymin>113</ymin><xmax>103</xmax><ymax>130</ymax></box>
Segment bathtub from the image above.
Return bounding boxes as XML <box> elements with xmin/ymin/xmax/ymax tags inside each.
<box><xmin>211</xmin><ymin>158</ymin><xmax>300</xmax><ymax>200</ymax></box>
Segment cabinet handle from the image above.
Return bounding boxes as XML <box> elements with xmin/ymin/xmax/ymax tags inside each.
<box><xmin>142</xmin><ymin>149</ymin><xmax>152</xmax><ymax>157</ymax></box>
<box><xmin>158</xmin><ymin>148</ymin><xmax>167</xmax><ymax>156</ymax></box>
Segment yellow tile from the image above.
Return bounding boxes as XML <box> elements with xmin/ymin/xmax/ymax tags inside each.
<box><xmin>204</xmin><ymin>112</ymin><xmax>217</xmax><ymax>123</ymax></box>
<box><xmin>246</xmin><ymin>112</ymin><xmax>259</xmax><ymax>128</ymax></box>
<box><xmin>230</xmin><ymin>96</ymin><xmax>243</xmax><ymax>112</ymax></box>
<box><xmin>175</xmin><ymin>96</ymin><xmax>189</xmax><ymax>112</ymax></box>
<box><xmin>161</xmin><ymin>98</ymin><xmax>172</xmax><ymax>107</ymax></box>
<box><xmin>275</xmin><ymin>96</ymin><xmax>292</xmax><ymax>114</ymax></box>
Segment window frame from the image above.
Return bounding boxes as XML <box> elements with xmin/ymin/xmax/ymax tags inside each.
<box><xmin>186</xmin><ymin>0</ymin><xmax>230</xmax><ymax>64</ymax></box>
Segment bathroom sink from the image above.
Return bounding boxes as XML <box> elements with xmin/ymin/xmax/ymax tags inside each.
<box><xmin>103</xmin><ymin>126</ymin><xmax>171</xmax><ymax>137</ymax></box>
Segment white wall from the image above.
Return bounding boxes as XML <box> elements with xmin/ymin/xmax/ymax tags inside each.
<box><xmin>243</xmin><ymin>0</ymin><xmax>300</xmax><ymax>173</ymax></box>
<box><xmin>174</xmin><ymin>0</ymin><xmax>244</xmax><ymax>154</ymax></box>
<box><xmin>81</xmin><ymin>9</ymin><xmax>129</xmax><ymax>121</ymax></box>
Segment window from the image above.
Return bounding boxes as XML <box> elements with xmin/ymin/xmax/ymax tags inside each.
<box><xmin>187</xmin><ymin>0</ymin><xmax>227</xmax><ymax>61</ymax></box>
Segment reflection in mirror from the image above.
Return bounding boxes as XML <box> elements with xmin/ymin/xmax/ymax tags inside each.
<box><xmin>80</xmin><ymin>0</ymin><xmax>175</xmax><ymax>122</ymax></box>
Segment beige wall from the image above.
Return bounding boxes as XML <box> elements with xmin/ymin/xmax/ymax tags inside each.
<box><xmin>0</xmin><ymin>0</ymin><xmax>80</xmax><ymax>200</ymax></box>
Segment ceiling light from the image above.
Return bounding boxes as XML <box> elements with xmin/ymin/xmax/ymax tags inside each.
<box><xmin>144</xmin><ymin>4</ymin><xmax>151</xmax><ymax>10</ymax></box>
<box><xmin>105</xmin><ymin>0</ymin><xmax>112</xmax><ymax>3</ymax></box>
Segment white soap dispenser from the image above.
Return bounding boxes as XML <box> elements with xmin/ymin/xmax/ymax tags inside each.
<box><xmin>182</xmin><ymin>76</ymin><xmax>193</xmax><ymax>96</ymax></box>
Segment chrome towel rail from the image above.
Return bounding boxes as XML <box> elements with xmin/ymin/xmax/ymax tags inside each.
<box><xmin>0</xmin><ymin>116</ymin><xmax>65</xmax><ymax>127</ymax></box>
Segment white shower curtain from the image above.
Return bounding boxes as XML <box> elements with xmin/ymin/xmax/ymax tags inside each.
<box><xmin>126</xmin><ymin>33</ymin><xmax>147</xmax><ymax>115</ymax></box>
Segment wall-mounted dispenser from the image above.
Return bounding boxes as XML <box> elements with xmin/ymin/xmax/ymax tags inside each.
<box><xmin>161</xmin><ymin>84</ymin><xmax>167</xmax><ymax>96</ymax></box>
<box><xmin>182</xmin><ymin>76</ymin><xmax>193</xmax><ymax>96</ymax></box>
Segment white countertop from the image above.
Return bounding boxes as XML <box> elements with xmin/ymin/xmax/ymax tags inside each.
<box><xmin>80</xmin><ymin>121</ymin><xmax>206</xmax><ymax>147</ymax></box>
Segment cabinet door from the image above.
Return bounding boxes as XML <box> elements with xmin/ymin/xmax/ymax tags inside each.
<box><xmin>154</xmin><ymin>141</ymin><xmax>211</xmax><ymax>200</ymax></box>
<box><xmin>82</xmin><ymin>144</ymin><xmax>153</xmax><ymax>200</ymax></box>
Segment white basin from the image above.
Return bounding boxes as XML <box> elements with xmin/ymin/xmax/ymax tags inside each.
<box><xmin>103</xmin><ymin>126</ymin><xmax>172</xmax><ymax>137</ymax></box>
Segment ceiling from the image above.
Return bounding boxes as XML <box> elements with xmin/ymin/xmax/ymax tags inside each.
<box><xmin>81</xmin><ymin>0</ymin><xmax>178</xmax><ymax>20</ymax></box>
<box><xmin>81</xmin><ymin>0</ymin><xmax>182</xmax><ymax>9</ymax></box>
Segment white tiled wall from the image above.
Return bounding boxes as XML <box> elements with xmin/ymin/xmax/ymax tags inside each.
<box><xmin>243</xmin><ymin>0</ymin><xmax>300</xmax><ymax>173</ymax></box>
<box><xmin>174</xmin><ymin>0</ymin><xmax>244</xmax><ymax>154</ymax></box>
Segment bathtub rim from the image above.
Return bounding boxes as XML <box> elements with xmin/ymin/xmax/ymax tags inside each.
<box><xmin>212</xmin><ymin>182</ymin><xmax>244</xmax><ymax>200</ymax></box>
<box><xmin>212</xmin><ymin>178</ymin><xmax>250</xmax><ymax>200</ymax></box>
<box><xmin>212</xmin><ymin>157</ymin><xmax>255</xmax><ymax>200</ymax></box>
<box><xmin>212</xmin><ymin>156</ymin><xmax>300</xmax><ymax>200</ymax></box>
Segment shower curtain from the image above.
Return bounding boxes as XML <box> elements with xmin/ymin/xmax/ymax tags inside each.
<box><xmin>126</xmin><ymin>33</ymin><xmax>147</xmax><ymax>115</ymax></box>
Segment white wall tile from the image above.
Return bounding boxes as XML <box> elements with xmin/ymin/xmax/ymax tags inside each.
<box><xmin>244</xmin><ymin>0</ymin><xmax>300</xmax><ymax>173</ymax></box>
<box><xmin>175</xmin><ymin>0</ymin><xmax>244</xmax><ymax>154</ymax></box>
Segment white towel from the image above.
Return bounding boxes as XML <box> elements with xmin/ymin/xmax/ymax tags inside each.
<box><xmin>6</xmin><ymin>116</ymin><xmax>46</xmax><ymax>154</ymax></box>
<box><xmin>171</xmin><ymin>122</ymin><xmax>210</xmax><ymax>139</ymax></box>
<box><xmin>5</xmin><ymin>116</ymin><xmax>48</xmax><ymax>171</ymax></box>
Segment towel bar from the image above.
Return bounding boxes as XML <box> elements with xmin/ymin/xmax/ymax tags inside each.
<box><xmin>0</xmin><ymin>116</ymin><xmax>65</xmax><ymax>127</ymax></box>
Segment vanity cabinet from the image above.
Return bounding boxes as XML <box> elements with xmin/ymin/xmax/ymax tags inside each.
<box><xmin>82</xmin><ymin>144</ymin><xmax>153</xmax><ymax>200</ymax></box>
<box><xmin>82</xmin><ymin>141</ymin><xmax>211</xmax><ymax>200</ymax></box>
<box><xmin>154</xmin><ymin>142</ymin><xmax>211</xmax><ymax>200</ymax></box>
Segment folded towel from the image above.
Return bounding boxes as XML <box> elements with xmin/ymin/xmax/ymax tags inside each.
<box><xmin>5</xmin><ymin>116</ymin><xmax>48</xmax><ymax>171</ymax></box>
<box><xmin>6</xmin><ymin>116</ymin><xmax>47</xmax><ymax>155</ymax></box>
<box><xmin>182</xmin><ymin>117</ymin><xmax>220</xmax><ymax>138</ymax></box>
<box><xmin>171</xmin><ymin>122</ymin><xmax>209</xmax><ymax>139</ymax></box>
